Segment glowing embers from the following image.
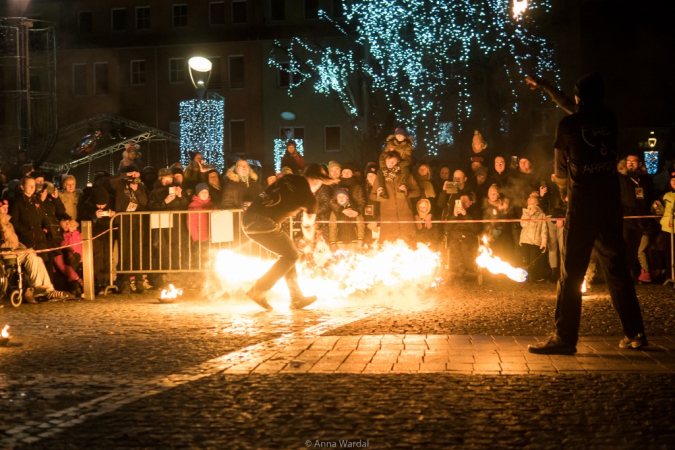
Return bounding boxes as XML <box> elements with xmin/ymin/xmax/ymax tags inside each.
<box><xmin>214</xmin><ymin>240</ymin><xmax>441</xmax><ymax>302</ymax></box>
<box><xmin>476</xmin><ymin>236</ymin><xmax>527</xmax><ymax>282</ymax></box>
<box><xmin>159</xmin><ymin>284</ymin><xmax>183</xmax><ymax>303</ymax></box>
<box><xmin>1</xmin><ymin>324</ymin><xmax>10</xmax><ymax>346</ymax></box>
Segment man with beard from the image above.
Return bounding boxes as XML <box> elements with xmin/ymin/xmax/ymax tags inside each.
<box><xmin>529</xmin><ymin>73</ymin><xmax>647</xmax><ymax>355</ymax></box>
<box><xmin>243</xmin><ymin>163</ymin><xmax>337</xmax><ymax>310</ymax></box>
<box><xmin>619</xmin><ymin>151</ymin><xmax>656</xmax><ymax>282</ymax></box>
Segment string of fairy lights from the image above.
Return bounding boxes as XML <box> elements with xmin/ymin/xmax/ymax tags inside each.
<box><xmin>270</xmin><ymin>0</ymin><xmax>558</xmax><ymax>156</ymax></box>
<box><xmin>179</xmin><ymin>99</ymin><xmax>225</xmax><ymax>173</ymax></box>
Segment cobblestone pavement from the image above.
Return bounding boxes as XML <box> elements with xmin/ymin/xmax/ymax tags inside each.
<box><xmin>1</xmin><ymin>280</ymin><xmax>674</xmax><ymax>449</ymax></box>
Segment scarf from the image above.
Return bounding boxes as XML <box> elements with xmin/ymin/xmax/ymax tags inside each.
<box><xmin>383</xmin><ymin>165</ymin><xmax>401</xmax><ymax>182</ymax></box>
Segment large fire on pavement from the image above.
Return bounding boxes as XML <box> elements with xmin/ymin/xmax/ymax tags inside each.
<box><xmin>214</xmin><ymin>240</ymin><xmax>441</xmax><ymax>305</ymax></box>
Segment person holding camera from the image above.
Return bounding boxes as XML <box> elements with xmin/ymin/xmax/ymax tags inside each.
<box><xmin>437</xmin><ymin>169</ymin><xmax>476</xmax><ymax>220</ymax></box>
<box><xmin>109</xmin><ymin>165</ymin><xmax>149</xmax><ymax>294</ymax></box>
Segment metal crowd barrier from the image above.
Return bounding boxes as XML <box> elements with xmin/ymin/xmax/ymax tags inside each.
<box><xmin>106</xmin><ymin>209</ymin><xmax>272</xmax><ymax>290</ymax></box>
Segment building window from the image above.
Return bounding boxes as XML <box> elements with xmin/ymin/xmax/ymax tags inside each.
<box><xmin>208</xmin><ymin>57</ymin><xmax>222</xmax><ymax>88</ymax></box>
<box><xmin>209</xmin><ymin>2</ymin><xmax>225</xmax><ymax>25</ymax></box>
<box><xmin>78</xmin><ymin>11</ymin><xmax>93</xmax><ymax>33</ymax></box>
<box><xmin>72</xmin><ymin>64</ymin><xmax>87</xmax><ymax>96</ymax></box>
<box><xmin>278</xmin><ymin>63</ymin><xmax>294</xmax><ymax>88</ymax></box>
<box><xmin>172</xmin><ymin>4</ymin><xmax>187</xmax><ymax>27</ymax></box>
<box><xmin>111</xmin><ymin>8</ymin><xmax>126</xmax><ymax>31</ymax></box>
<box><xmin>304</xmin><ymin>0</ymin><xmax>319</xmax><ymax>19</ymax></box>
<box><xmin>136</xmin><ymin>6</ymin><xmax>150</xmax><ymax>30</ymax></box>
<box><xmin>169</xmin><ymin>58</ymin><xmax>185</xmax><ymax>83</ymax></box>
<box><xmin>229</xmin><ymin>55</ymin><xmax>245</xmax><ymax>89</ymax></box>
<box><xmin>230</xmin><ymin>120</ymin><xmax>246</xmax><ymax>152</ymax></box>
<box><xmin>131</xmin><ymin>60</ymin><xmax>146</xmax><ymax>85</ymax></box>
<box><xmin>94</xmin><ymin>63</ymin><xmax>109</xmax><ymax>95</ymax></box>
<box><xmin>280</xmin><ymin>126</ymin><xmax>304</xmax><ymax>140</ymax></box>
<box><xmin>270</xmin><ymin>0</ymin><xmax>285</xmax><ymax>21</ymax></box>
<box><xmin>332</xmin><ymin>0</ymin><xmax>345</xmax><ymax>18</ymax></box>
<box><xmin>325</xmin><ymin>125</ymin><xmax>341</xmax><ymax>152</ymax></box>
<box><xmin>232</xmin><ymin>0</ymin><xmax>247</xmax><ymax>24</ymax></box>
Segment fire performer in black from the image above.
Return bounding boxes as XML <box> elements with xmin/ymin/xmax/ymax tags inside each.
<box><xmin>243</xmin><ymin>163</ymin><xmax>337</xmax><ymax>310</ymax></box>
<box><xmin>529</xmin><ymin>73</ymin><xmax>647</xmax><ymax>355</ymax></box>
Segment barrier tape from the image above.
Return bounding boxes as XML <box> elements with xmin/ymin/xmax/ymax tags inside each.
<box><xmin>315</xmin><ymin>215</ymin><xmax>663</xmax><ymax>225</ymax></box>
<box><xmin>0</xmin><ymin>227</ymin><xmax>115</xmax><ymax>257</ymax></box>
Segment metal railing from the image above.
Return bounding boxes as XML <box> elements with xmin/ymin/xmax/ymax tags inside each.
<box><xmin>106</xmin><ymin>209</ymin><xmax>272</xmax><ymax>291</ymax></box>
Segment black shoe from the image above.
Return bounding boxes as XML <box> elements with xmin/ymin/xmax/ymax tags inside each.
<box><xmin>290</xmin><ymin>295</ymin><xmax>317</xmax><ymax>310</ymax></box>
<box><xmin>528</xmin><ymin>334</ymin><xmax>577</xmax><ymax>355</ymax></box>
<box><xmin>619</xmin><ymin>332</ymin><xmax>648</xmax><ymax>349</ymax></box>
<box><xmin>246</xmin><ymin>288</ymin><xmax>273</xmax><ymax>310</ymax></box>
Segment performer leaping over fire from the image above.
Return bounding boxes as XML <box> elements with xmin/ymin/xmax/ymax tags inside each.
<box><xmin>242</xmin><ymin>163</ymin><xmax>338</xmax><ymax>310</ymax></box>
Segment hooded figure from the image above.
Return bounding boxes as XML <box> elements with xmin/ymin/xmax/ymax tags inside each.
<box><xmin>222</xmin><ymin>160</ymin><xmax>263</xmax><ymax>210</ymax></box>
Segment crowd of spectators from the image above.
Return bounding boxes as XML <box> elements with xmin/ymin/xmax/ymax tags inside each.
<box><xmin>1</xmin><ymin>126</ymin><xmax>674</xmax><ymax>302</ymax></box>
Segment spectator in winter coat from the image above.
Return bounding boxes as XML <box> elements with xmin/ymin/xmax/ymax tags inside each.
<box><xmin>206</xmin><ymin>170</ymin><xmax>223</xmax><ymax>206</ymax></box>
<box><xmin>328</xmin><ymin>188</ymin><xmax>365</xmax><ymax>252</ymax></box>
<box><xmin>280</xmin><ymin>140</ymin><xmax>306</xmax><ymax>175</ymax></box>
<box><xmin>187</xmin><ymin>183</ymin><xmax>215</xmax><ymax>243</ymax></box>
<box><xmin>59</xmin><ymin>175</ymin><xmax>83</xmax><ymax>222</ymax></box>
<box><xmin>0</xmin><ymin>200</ymin><xmax>71</xmax><ymax>303</ymax></box>
<box><xmin>222</xmin><ymin>160</ymin><xmax>263</xmax><ymax>210</ymax></box>
<box><xmin>118</xmin><ymin>142</ymin><xmax>144</xmax><ymax>173</ymax></box>
<box><xmin>183</xmin><ymin>151</ymin><xmax>210</xmax><ymax>190</ymax></box>
<box><xmin>330</xmin><ymin>162</ymin><xmax>366</xmax><ymax>217</ymax></box>
<box><xmin>377</xmin><ymin>127</ymin><xmax>414</xmax><ymax>199</ymax></box>
<box><xmin>370</xmin><ymin>151</ymin><xmax>421</xmax><ymax>245</ymax></box>
<box><xmin>520</xmin><ymin>196</ymin><xmax>548</xmax><ymax>282</ymax></box>
<box><xmin>82</xmin><ymin>189</ymin><xmax>115</xmax><ymax>291</ymax></box>
<box><xmin>446</xmin><ymin>194</ymin><xmax>480</xmax><ymax>278</ymax></box>
<box><xmin>363</xmin><ymin>162</ymin><xmax>380</xmax><ymax>244</ymax></box>
<box><xmin>53</xmin><ymin>218</ymin><xmax>83</xmax><ymax>296</ymax></box>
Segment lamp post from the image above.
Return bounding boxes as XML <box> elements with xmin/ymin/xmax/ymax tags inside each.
<box><xmin>180</xmin><ymin>56</ymin><xmax>225</xmax><ymax>172</ymax></box>
<box><xmin>188</xmin><ymin>56</ymin><xmax>212</xmax><ymax>100</ymax></box>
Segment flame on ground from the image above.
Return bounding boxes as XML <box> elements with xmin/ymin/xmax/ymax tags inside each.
<box><xmin>581</xmin><ymin>278</ymin><xmax>587</xmax><ymax>293</ymax></box>
<box><xmin>513</xmin><ymin>0</ymin><xmax>528</xmax><ymax>19</ymax></box>
<box><xmin>160</xmin><ymin>284</ymin><xmax>183</xmax><ymax>300</ymax></box>
<box><xmin>1</xmin><ymin>325</ymin><xmax>9</xmax><ymax>339</ymax></box>
<box><xmin>214</xmin><ymin>240</ymin><xmax>440</xmax><ymax>303</ymax></box>
<box><xmin>475</xmin><ymin>236</ymin><xmax>527</xmax><ymax>282</ymax></box>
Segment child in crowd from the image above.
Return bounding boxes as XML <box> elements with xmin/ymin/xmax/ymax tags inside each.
<box><xmin>187</xmin><ymin>183</ymin><xmax>215</xmax><ymax>245</ymax></box>
<box><xmin>329</xmin><ymin>188</ymin><xmax>365</xmax><ymax>252</ymax></box>
<box><xmin>415</xmin><ymin>198</ymin><xmax>439</xmax><ymax>249</ymax></box>
<box><xmin>54</xmin><ymin>218</ymin><xmax>84</xmax><ymax>297</ymax></box>
<box><xmin>376</xmin><ymin>127</ymin><xmax>414</xmax><ymax>199</ymax></box>
<box><xmin>519</xmin><ymin>196</ymin><xmax>548</xmax><ymax>282</ymax></box>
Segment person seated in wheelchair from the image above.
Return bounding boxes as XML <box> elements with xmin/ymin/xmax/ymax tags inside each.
<box><xmin>0</xmin><ymin>200</ymin><xmax>71</xmax><ymax>303</ymax></box>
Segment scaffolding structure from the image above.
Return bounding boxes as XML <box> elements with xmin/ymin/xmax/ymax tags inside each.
<box><xmin>0</xmin><ymin>17</ymin><xmax>57</xmax><ymax>165</ymax></box>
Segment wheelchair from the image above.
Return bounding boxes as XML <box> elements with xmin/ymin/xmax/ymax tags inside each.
<box><xmin>0</xmin><ymin>253</ymin><xmax>24</xmax><ymax>307</ymax></box>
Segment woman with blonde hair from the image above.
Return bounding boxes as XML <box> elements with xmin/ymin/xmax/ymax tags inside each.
<box><xmin>60</xmin><ymin>174</ymin><xmax>83</xmax><ymax>222</ymax></box>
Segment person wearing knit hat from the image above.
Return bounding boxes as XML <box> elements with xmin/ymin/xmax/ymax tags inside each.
<box><xmin>379</xmin><ymin>127</ymin><xmax>414</xmax><ymax>199</ymax></box>
<box><xmin>328</xmin><ymin>161</ymin><xmax>342</xmax><ymax>180</ymax></box>
<box><xmin>118</xmin><ymin>143</ymin><xmax>143</xmax><ymax>173</ymax></box>
<box><xmin>280</xmin><ymin>139</ymin><xmax>306</xmax><ymax>175</ymax></box>
<box><xmin>243</xmin><ymin>162</ymin><xmax>338</xmax><ymax>310</ymax></box>
<box><xmin>195</xmin><ymin>183</ymin><xmax>209</xmax><ymax>196</ymax></box>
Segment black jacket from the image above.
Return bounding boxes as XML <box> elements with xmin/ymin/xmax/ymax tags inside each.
<box><xmin>10</xmin><ymin>194</ymin><xmax>49</xmax><ymax>250</ymax></box>
<box><xmin>329</xmin><ymin>177</ymin><xmax>367</xmax><ymax>216</ymax></box>
<box><xmin>148</xmin><ymin>185</ymin><xmax>189</xmax><ymax>211</ymax></box>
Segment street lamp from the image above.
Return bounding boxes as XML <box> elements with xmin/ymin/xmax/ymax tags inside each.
<box><xmin>188</xmin><ymin>56</ymin><xmax>212</xmax><ymax>100</ymax></box>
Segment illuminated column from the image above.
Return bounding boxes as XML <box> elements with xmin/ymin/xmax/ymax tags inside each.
<box><xmin>180</xmin><ymin>99</ymin><xmax>225</xmax><ymax>172</ymax></box>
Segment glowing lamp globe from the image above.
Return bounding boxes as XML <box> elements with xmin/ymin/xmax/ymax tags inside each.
<box><xmin>188</xmin><ymin>57</ymin><xmax>213</xmax><ymax>99</ymax></box>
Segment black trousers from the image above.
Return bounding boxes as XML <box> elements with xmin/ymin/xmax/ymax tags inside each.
<box><xmin>242</xmin><ymin>213</ymin><xmax>303</xmax><ymax>297</ymax></box>
<box><xmin>556</xmin><ymin>193</ymin><xmax>645</xmax><ymax>344</ymax></box>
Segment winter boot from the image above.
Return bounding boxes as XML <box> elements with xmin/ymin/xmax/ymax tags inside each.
<box><xmin>638</xmin><ymin>269</ymin><xmax>652</xmax><ymax>283</ymax></box>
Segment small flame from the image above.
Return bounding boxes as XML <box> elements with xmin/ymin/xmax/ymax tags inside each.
<box><xmin>581</xmin><ymin>278</ymin><xmax>587</xmax><ymax>293</ymax></box>
<box><xmin>1</xmin><ymin>325</ymin><xmax>9</xmax><ymax>339</ymax></box>
<box><xmin>475</xmin><ymin>236</ymin><xmax>527</xmax><ymax>282</ymax></box>
<box><xmin>160</xmin><ymin>284</ymin><xmax>183</xmax><ymax>299</ymax></box>
<box><xmin>513</xmin><ymin>0</ymin><xmax>528</xmax><ymax>20</ymax></box>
